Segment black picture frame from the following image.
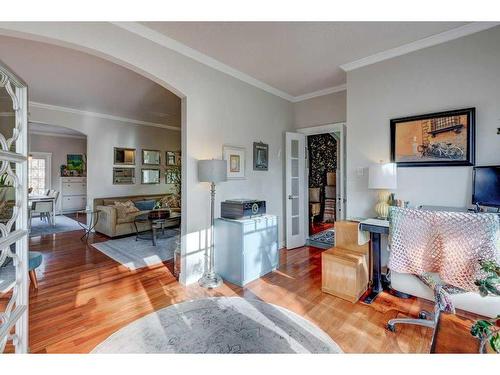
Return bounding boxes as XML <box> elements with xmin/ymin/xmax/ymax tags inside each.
<box><xmin>253</xmin><ymin>142</ymin><xmax>269</xmax><ymax>171</ymax></box>
<box><xmin>390</xmin><ymin>107</ymin><xmax>475</xmax><ymax>167</ymax></box>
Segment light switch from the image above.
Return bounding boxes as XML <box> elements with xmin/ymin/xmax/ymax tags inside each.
<box><xmin>356</xmin><ymin>167</ymin><xmax>364</xmax><ymax>176</ymax></box>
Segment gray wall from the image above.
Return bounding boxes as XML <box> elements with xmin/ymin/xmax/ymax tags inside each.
<box><xmin>346</xmin><ymin>26</ymin><xmax>500</xmax><ymax>218</ymax></box>
<box><xmin>293</xmin><ymin>91</ymin><xmax>346</xmax><ymax>129</ymax></box>
<box><xmin>29</xmin><ymin>132</ymin><xmax>87</xmax><ymax>211</ymax></box>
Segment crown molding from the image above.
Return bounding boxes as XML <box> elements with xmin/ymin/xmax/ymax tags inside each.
<box><xmin>340</xmin><ymin>22</ymin><xmax>500</xmax><ymax>72</ymax></box>
<box><xmin>29</xmin><ymin>101</ymin><xmax>181</xmax><ymax>131</ymax></box>
<box><xmin>112</xmin><ymin>22</ymin><xmax>295</xmax><ymax>102</ymax></box>
<box><xmin>29</xmin><ymin>129</ymin><xmax>87</xmax><ymax>140</ymax></box>
<box><xmin>292</xmin><ymin>84</ymin><xmax>346</xmax><ymax>103</ymax></box>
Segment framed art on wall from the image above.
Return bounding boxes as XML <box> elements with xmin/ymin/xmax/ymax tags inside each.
<box><xmin>113</xmin><ymin>167</ymin><xmax>135</xmax><ymax>185</ymax></box>
<box><xmin>166</xmin><ymin>151</ymin><xmax>181</xmax><ymax>166</ymax></box>
<box><xmin>67</xmin><ymin>154</ymin><xmax>85</xmax><ymax>176</ymax></box>
<box><xmin>142</xmin><ymin>149</ymin><xmax>161</xmax><ymax>165</ymax></box>
<box><xmin>114</xmin><ymin>147</ymin><xmax>136</xmax><ymax>165</ymax></box>
<box><xmin>253</xmin><ymin>142</ymin><xmax>269</xmax><ymax>171</ymax></box>
<box><xmin>141</xmin><ymin>168</ymin><xmax>160</xmax><ymax>184</ymax></box>
<box><xmin>222</xmin><ymin>145</ymin><xmax>245</xmax><ymax>179</ymax></box>
<box><xmin>390</xmin><ymin>108</ymin><xmax>475</xmax><ymax>167</ymax></box>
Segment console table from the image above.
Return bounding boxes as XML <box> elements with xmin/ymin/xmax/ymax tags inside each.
<box><xmin>214</xmin><ymin>215</ymin><xmax>279</xmax><ymax>287</ymax></box>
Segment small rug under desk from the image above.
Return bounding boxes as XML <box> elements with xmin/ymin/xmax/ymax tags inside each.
<box><xmin>91</xmin><ymin>228</ymin><xmax>179</xmax><ymax>270</ymax></box>
<box><xmin>307</xmin><ymin>228</ymin><xmax>335</xmax><ymax>249</ymax></box>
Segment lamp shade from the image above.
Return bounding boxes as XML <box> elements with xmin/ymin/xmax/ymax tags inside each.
<box><xmin>368</xmin><ymin>163</ymin><xmax>397</xmax><ymax>190</ymax></box>
<box><xmin>198</xmin><ymin>159</ymin><xmax>227</xmax><ymax>183</ymax></box>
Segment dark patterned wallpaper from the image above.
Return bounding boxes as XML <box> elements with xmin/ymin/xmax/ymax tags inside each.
<box><xmin>308</xmin><ymin>133</ymin><xmax>337</xmax><ymax>189</ymax></box>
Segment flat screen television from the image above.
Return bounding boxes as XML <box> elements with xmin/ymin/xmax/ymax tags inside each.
<box><xmin>472</xmin><ymin>166</ymin><xmax>500</xmax><ymax>208</ymax></box>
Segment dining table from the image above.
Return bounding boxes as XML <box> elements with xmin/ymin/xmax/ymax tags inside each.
<box><xmin>28</xmin><ymin>194</ymin><xmax>57</xmax><ymax>227</ymax></box>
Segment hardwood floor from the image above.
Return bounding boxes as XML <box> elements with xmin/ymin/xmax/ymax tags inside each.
<box><xmin>1</xmin><ymin>226</ymin><xmax>479</xmax><ymax>353</ymax></box>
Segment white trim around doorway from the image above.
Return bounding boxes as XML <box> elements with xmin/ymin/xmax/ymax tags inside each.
<box><xmin>297</xmin><ymin>122</ymin><xmax>347</xmax><ymax>240</ymax></box>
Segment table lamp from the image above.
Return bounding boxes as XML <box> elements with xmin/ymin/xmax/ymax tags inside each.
<box><xmin>197</xmin><ymin>159</ymin><xmax>227</xmax><ymax>288</ymax></box>
<box><xmin>368</xmin><ymin>162</ymin><xmax>397</xmax><ymax>219</ymax></box>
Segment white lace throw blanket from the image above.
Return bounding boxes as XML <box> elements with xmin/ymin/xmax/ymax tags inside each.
<box><xmin>388</xmin><ymin>207</ymin><xmax>500</xmax><ymax>311</ymax></box>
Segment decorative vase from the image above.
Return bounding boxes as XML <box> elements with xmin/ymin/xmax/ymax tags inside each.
<box><xmin>374</xmin><ymin>190</ymin><xmax>391</xmax><ymax>219</ymax></box>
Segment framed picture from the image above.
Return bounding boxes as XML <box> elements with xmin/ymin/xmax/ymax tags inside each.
<box><xmin>114</xmin><ymin>147</ymin><xmax>135</xmax><ymax>165</ymax></box>
<box><xmin>222</xmin><ymin>145</ymin><xmax>245</xmax><ymax>179</ymax></box>
<box><xmin>141</xmin><ymin>168</ymin><xmax>160</xmax><ymax>184</ymax></box>
<box><xmin>142</xmin><ymin>149</ymin><xmax>161</xmax><ymax>165</ymax></box>
<box><xmin>166</xmin><ymin>151</ymin><xmax>181</xmax><ymax>166</ymax></box>
<box><xmin>391</xmin><ymin>108</ymin><xmax>475</xmax><ymax>167</ymax></box>
<box><xmin>113</xmin><ymin>167</ymin><xmax>135</xmax><ymax>185</ymax></box>
<box><xmin>67</xmin><ymin>154</ymin><xmax>84</xmax><ymax>173</ymax></box>
<box><xmin>253</xmin><ymin>142</ymin><xmax>269</xmax><ymax>171</ymax></box>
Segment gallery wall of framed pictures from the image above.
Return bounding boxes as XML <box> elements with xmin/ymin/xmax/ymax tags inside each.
<box><xmin>112</xmin><ymin>146</ymin><xmax>181</xmax><ymax>185</ymax></box>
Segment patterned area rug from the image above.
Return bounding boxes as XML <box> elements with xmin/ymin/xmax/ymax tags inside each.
<box><xmin>91</xmin><ymin>229</ymin><xmax>179</xmax><ymax>270</ymax></box>
<box><xmin>92</xmin><ymin>297</ymin><xmax>342</xmax><ymax>353</ymax></box>
<box><xmin>29</xmin><ymin>215</ymin><xmax>82</xmax><ymax>237</ymax></box>
<box><xmin>307</xmin><ymin>228</ymin><xmax>335</xmax><ymax>249</ymax></box>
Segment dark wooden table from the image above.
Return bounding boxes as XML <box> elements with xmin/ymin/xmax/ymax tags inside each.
<box><xmin>359</xmin><ymin>220</ymin><xmax>389</xmax><ymax>304</ymax></box>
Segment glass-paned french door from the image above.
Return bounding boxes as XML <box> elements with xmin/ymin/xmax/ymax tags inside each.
<box><xmin>0</xmin><ymin>60</ymin><xmax>29</xmax><ymax>353</ymax></box>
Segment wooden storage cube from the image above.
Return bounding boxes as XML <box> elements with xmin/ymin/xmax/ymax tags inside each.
<box><xmin>335</xmin><ymin>221</ymin><xmax>366</xmax><ymax>251</ymax></box>
<box><xmin>322</xmin><ymin>247</ymin><xmax>369</xmax><ymax>303</ymax></box>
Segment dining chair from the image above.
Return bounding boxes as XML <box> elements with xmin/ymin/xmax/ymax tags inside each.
<box><xmin>29</xmin><ymin>201</ymin><xmax>54</xmax><ymax>229</ymax></box>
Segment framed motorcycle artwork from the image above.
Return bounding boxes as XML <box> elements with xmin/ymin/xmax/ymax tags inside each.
<box><xmin>390</xmin><ymin>108</ymin><xmax>475</xmax><ymax>167</ymax></box>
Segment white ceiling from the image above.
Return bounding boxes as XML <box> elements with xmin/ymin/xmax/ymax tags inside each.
<box><xmin>142</xmin><ymin>22</ymin><xmax>469</xmax><ymax>97</ymax></box>
<box><xmin>0</xmin><ymin>35</ymin><xmax>181</xmax><ymax>127</ymax></box>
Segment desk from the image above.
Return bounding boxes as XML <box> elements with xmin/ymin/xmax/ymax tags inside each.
<box><xmin>28</xmin><ymin>195</ymin><xmax>56</xmax><ymax>227</ymax></box>
<box><xmin>359</xmin><ymin>219</ymin><xmax>389</xmax><ymax>304</ymax></box>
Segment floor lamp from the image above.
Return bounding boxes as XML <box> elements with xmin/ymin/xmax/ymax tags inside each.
<box><xmin>197</xmin><ymin>159</ymin><xmax>227</xmax><ymax>289</ymax></box>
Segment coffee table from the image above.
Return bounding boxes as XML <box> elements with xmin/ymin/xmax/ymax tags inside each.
<box><xmin>134</xmin><ymin>211</ymin><xmax>180</xmax><ymax>246</ymax></box>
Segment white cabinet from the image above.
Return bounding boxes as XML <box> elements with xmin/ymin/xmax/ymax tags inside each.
<box><xmin>60</xmin><ymin>177</ymin><xmax>87</xmax><ymax>213</ymax></box>
<box><xmin>214</xmin><ymin>215</ymin><xmax>279</xmax><ymax>286</ymax></box>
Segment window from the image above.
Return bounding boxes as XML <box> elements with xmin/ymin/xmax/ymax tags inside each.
<box><xmin>28</xmin><ymin>153</ymin><xmax>51</xmax><ymax>195</ymax></box>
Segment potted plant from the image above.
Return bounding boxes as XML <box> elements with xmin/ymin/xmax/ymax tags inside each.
<box><xmin>471</xmin><ymin>260</ymin><xmax>500</xmax><ymax>354</ymax></box>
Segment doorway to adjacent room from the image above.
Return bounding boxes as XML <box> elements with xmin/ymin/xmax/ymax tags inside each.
<box><xmin>285</xmin><ymin>123</ymin><xmax>346</xmax><ymax>250</ymax></box>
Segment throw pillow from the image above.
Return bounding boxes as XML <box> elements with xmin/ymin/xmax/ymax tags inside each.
<box><xmin>161</xmin><ymin>195</ymin><xmax>180</xmax><ymax>209</ymax></box>
<box><xmin>324</xmin><ymin>186</ymin><xmax>336</xmax><ymax>199</ymax></box>
<box><xmin>113</xmin><ymin>200</ymin><xmax>139</xmax><ymax>219</ymax></box>
<box><xmin>134</xmin><ymin>199</ymin><xmax>156</xmax><ymax>211</ymax></box>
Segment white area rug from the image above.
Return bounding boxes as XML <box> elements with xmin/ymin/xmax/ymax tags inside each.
<box><xmin>92</xmin><ymin>297</ymin><xmax>343</xmax><ymax>354</ymax></box>
<box><xmin>29</xmin><ymin>215</ymin><xmax>82</xmax><ymax>237</ymax></box>
<box><xmin>91</xmin><ymin>229</ymin><xmax>179</xmax><ymax>270</ymax></box>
